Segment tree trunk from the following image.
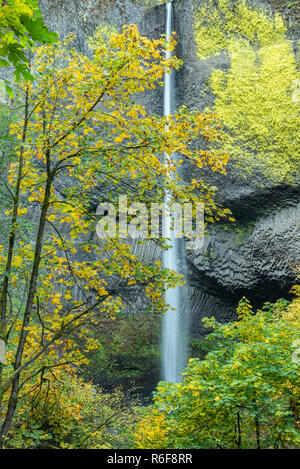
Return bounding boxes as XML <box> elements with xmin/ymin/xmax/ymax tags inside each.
<box><xmin>0</xmin><ymin>171</ymin><xmax>52</xmax><ymax>448</ymax></box>
<box><xmin>0</xmin><ymin>87</ymin><xmax>29</xmax><ymax>390</ymax></box>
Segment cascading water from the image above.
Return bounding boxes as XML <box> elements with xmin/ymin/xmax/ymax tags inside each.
<box><xmin>162</xmin><ymin>1</ymin><xmax>188</xmax><ymax>383</ymax></box>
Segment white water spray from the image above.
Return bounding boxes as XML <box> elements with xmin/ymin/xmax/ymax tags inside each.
<box><xmin>162</xmin><ymin>1</ymin><xmax>188</xmax><ymax>383</ymax></box>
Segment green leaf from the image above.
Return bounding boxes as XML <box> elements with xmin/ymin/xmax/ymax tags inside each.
<box><xmin>0</xmin><ymin>58</ymin><xmax>10</xmax><ymax>67</ymax></box>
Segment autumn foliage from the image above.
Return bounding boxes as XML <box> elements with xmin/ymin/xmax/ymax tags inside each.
<box><xmin>0</xmin><ymin>24</ymin><xmax>229</xmax><ymax>446</ymax></box>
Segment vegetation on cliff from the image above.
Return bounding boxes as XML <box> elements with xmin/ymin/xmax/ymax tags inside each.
<box><xmin>0</xmin><ymin>0</ymin><xmax>298</xmax><ymax>450</ymax></box>
<box><xmin>0</xmin><ymin>0</ymin><xmax>57</xmax><ymax>87</ymax></box>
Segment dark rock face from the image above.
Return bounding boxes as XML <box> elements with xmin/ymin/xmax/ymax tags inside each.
<box><xmin>39</xmin><ymin>0</ymin><xmax>300</xmax><ymax>337</ymax></box>
<box><xmin>174</xmin><ymin>0</ymin><xmax>300</xmax><ymax>335</ymax></box>
<box><xmin>187</xmin><ymin>197</ymin><xmax>300</xmax><ymax>334</ymax></box>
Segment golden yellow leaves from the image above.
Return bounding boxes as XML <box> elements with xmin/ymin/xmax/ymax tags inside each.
<box><xmin>114</xmin><ymin>133</ymin><xmax>127</xmax><ymax>144</ymax></box>
<box><xmin>194</xmin><ymin>0</ymin><xmax>286</xmax><ymax>59</ymax></box>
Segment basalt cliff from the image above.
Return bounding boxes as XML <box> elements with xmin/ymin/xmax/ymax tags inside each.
<box><xmin>38</xmin><ymin>0</ymin><xmax>300</xmax><ymax>337</ymax></box>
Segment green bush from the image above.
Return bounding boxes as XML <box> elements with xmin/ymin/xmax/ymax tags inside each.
<box><xmin>134</xmin><ymin>298</ymin><xmax>300</xmax><ymax>449</ymax></box>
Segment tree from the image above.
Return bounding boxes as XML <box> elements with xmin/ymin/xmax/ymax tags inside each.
<box><xmin>0</xmin><ymin>26</ymin><xmax>229</xmax><ymax>447</ymax></box>
<box><xmin>0</xmin><ymin>0</ymin><xmax>57</xmax><ymax>84</ymax></box>
<box><xmin>134</xmin><ymin>298</ymin><xmax>299</xmax><ymax>449</ymax></box>
<box><xmin>6</xmin><ymin>373</ymin><xmax>140</xmax><ymax>449</ymax></box>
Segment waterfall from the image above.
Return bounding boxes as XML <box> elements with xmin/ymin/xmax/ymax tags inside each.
<box><xmin>162</xmin><ymin>1</ymin><xmax>188</xmax><ymax>383</ymax></box>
